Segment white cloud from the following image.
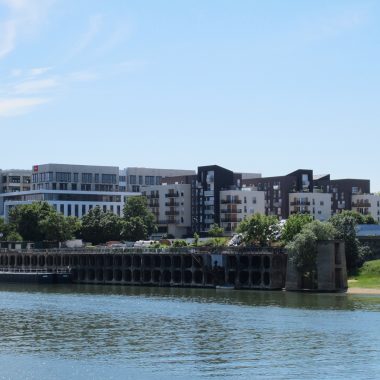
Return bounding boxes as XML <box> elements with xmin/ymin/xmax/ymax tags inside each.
<box><xmin>29</xmin><ymin>66</ymin><xmax>52</xmax><ymax>76</ymax></box>
<box><xmin>0</xmin><ymin>0</ymin><xmax>53</xmax><ymax>60</ymax></box>
<box><xmin>67</xmin><ymin>70</ymin><xmax>98</xmax><ymax>82</ymax></box>
<box><xmin>13</xmin><ymin>78</ymin><xmax>59</xmax><ymax>94</ymax></box>
<box><xmin>70</xmin><ymin>14</ymin><xmax>103</xmax><ymax>57</ymax></box>
<box><xmin>0</xmin><ymin>97</ymin><xmax>50</xmax><ymax>117</ymax></box>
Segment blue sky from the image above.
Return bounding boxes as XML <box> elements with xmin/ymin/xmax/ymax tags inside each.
<box><xmin>1</xmin><ymin>0</ymin><xmax>379</xmax><ymax>189</ymax></box>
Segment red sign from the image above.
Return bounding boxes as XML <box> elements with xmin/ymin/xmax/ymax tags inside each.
<box><xmin>33</xmin><ymin>165</ymin><xmax>39</xmax><ymax>172</ymax></box>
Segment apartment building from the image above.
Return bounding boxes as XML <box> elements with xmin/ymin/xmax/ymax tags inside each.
<box><xmin>242</xmin><ymin>169</ymin><xmax>314</xmax><ymax>218</ymax></box>
<box><xmin>289</xmin><ymin>192</ymin><xmax>332</xmax><ymax>221</ymax></box>
<box><xmin>0</xmin><ymin>164</ymin><xmax>133</xmax><ymax>221</ymax></box>
<box><xmin>219</xmin><ymin>188</ymin><xmax>265</xmax><ymax>235</ymax></box>
<box><xmin>314</xmin><ymin>175</ymin><xmax>370</xmax><ymax>215</ymax></box>
<box><xmin>121</xmin><ymin>167</ymin><xmax>196</xmax><ymax>193</ymax></box>
<box><xmin>351</xmin><ymin>194</ymin><xmax>380</xmax><ymax>223</ymax></box>
<box><xmin>141</xmin><ymin>183</ymin><xmax>192</xmax><ymax>238</ymax></box>
<box><xmin>1</xmin><ymin>169</ymin><xmax>31</xmax><ymax>193</ymax></box>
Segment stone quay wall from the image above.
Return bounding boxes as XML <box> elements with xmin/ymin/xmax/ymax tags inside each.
<box><xmin>0</xmin><ymin>247</ymin><xmax>287</xmax><ymax>290</ymax></box>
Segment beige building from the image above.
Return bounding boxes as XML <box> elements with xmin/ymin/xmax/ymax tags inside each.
<box><xmin>351</xmin><ymin>194</ymin><xmax>380</xmax><ymax>223</ymax></box>
<box><xmin>141</xmin><ymin>183</ymin><xmax>192</xmax><ymax>238</ymax></box>
<box><xmin>219</xmin><ymin>188</ymin><xmax>265</xmax><ymax>235</ymax></box>
<box><xmin>289</xmin><ymin>192</ymin><xmax>332</xmax><ymax>221</ymax></box>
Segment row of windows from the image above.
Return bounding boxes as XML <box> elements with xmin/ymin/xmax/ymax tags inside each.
<box><xmin>53</xmin><ymin>204</ymin><xmax>121</xmax><ymax>217</ymax></box>
<box><xmin>129</xmin><ymin>175</ymin><xmax>162</xmax><ymax>186</ymax></box>
<box><xmin>32</xmin><ymin>172</ymin><xmax>117</xmax><ymax>184</ymax></box>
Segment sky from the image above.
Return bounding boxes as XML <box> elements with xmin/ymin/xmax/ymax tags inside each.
<box><xmin>1</xmin><ymin>0</ymin><xmax>379</xmax><ymax>189</ymax></box>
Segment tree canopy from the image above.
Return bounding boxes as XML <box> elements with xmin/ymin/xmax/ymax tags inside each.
<box><xmin>281</xmin><ymin>214</ymin><xmax>313</xmax><ymax>243</ymax></box>
<box><xmin>237</xmin><ymin>214</ymin><xmax>279</xmax><ymax>246</ymax></box>
<box><xmin>122</xmin><ymin>196</ymin><xmax>157</xmax><ymax>241</ymax></box>
<box><xmin>208</xmin><ymin>224</ymin><xmax>224</xmax><ymax>237</ymax></box>
<box><xmin>8</xmin><ymin>202</ymin><xmax>77</xmax><ymax>242</ymax></box>
<box><xmin>81</xmin><ymin>206</ymin><xmax>123</xmax><ymax>245</ymax></box>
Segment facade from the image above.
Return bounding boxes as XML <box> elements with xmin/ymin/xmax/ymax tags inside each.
<box><xmin>1</xmin><ymin>164</ymin><xmax>133</xmax><ymax>220</ymax></box>
<box><xmin>289</xmin><ymin>192</ymin><xmax>332</xmax><ymax>221</ymax></box>
<box><xmin>141</xmin><ymin>183</ymin><xmax>192</xmax><ymax>238</ymax></box>
<box><xmin>1</xmin><ymin>169</ymin><xmax>31</xmax><ymax>193</ymax></box>
<box><xmin>219</xmin><ymin>188</ymin><xmax>265</xmax><ymax>235</ymax></box>
<box><xmin>351</xmin><ymin>194</ymin><xmax>380</xmax><ymax>223</ymax></box>
<box><xmin>121</xmin><ymin>167</ymin><xmax>196</xmax><ymax>193</ymax></box>
<box><xmin>31</xmin><ymin>163</ymin><xmax>119</xmax><ymax>192</ymax></box>
<box><xmin>1</xmin><ymin>190</ymin><xmax>128</xmax><ymax>220</ymax></box>
<box><xmin>243</xmin><ymin>169</ymin><xmax>314</xmax><ymax>219</ymax></box>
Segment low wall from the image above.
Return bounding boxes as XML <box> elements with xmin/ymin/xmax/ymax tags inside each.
<box><xmin>0</xmin><ymin>248</ymin><xmax>287</xmax><ymax>289</ymax></box>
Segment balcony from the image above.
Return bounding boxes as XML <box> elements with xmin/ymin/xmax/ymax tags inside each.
<box><xmin>165</xmin><ymin>192</ymin><xmax>180</xmax><ymax>198</ymax></box>
<box><xmin>352</xmin><ymin>202</ymin><xmax>371</xmax><ymax>208</ymax></box>
<box><xmin>290</xmin><ymin>210</ymin><xmax>311</xmax><ymax>215</ymax></box>
<box><xmin>221</xmin><ymin>199</ymin><xmax>242</xmax><ymax>204</ymax></box>
<box><xmin>220</xmin><ymin>209</ymin><xmax>242</xmax><ymax>214</ymax></box>
<box><xmin>165</xmin><ymin>210</ymin><xmax>180</xmax><ymax>216</ymax></box>
<box><xmin>290</xmin><ymin>201</ymin><xmax>310</xmax><ymax>206</ymax></box>
<box><xmin>221</xmin><ymin>218</ymin><xmax>242</xmax><ymax>223</ymax></box>
<box><xmin>165</xmin><ymin>202</ymin><xmax>179</xmax><ymax>207</ymax></box>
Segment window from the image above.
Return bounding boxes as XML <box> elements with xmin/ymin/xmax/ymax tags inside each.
<box><xmin>75</xmin><ymin>205</ymin><xmax>79</xmax><ymax>217</ymax></box>
<box><xmin>320</xmin><ymin>201</ymin><xmax>324</xmax><ymax>206</ymax></box>
<box><xmin>156</xmin><ymin>176</ymin><xmax>162</xmax><ymax>185</ymax></box>
<box><xmin>82</xmin><ymin>205</ymin><xmax>86</xmax><ymax>215</ymax></box>
<box><xmin>139</xmin><ymin>176</ymin><xmax>143</xmax><ymax>185</ymax></box>
<box><xmin>95</xmin><ymin>174</ymin><xmax>99</xmax><ymax>183</ymax></box>
<box><xmin>82</xmin><ymin>173</ymin><xmax>92</xmax><ymax>183</ymax></box>
<box><xmin>67</xmin><ymin>204</ymin><xmax>72</xmax><ymax>216</ymax></box>
<box><xmin>145</xmin><ymin>176</ymin><xmax>155</xmax><ymax>185</ymax></box>
<box><xmin>56</xmin><ymin>172</ymin><xmax>71</xmax><ymax>182</ymax></box>
<box><xmin>73</xmin><ymin>173</ymin><xmax>79</xmax><ymax>182</ymax></box>
<box><xmin>72</xmin><ymin>183</ymin><xmax>77</xmax><ymax>191</ymax></box>
<box><xmin>120</xmin><ymin>176</ymin><xmax>126</xmax><ymax>182</ymax></box>
<box><xmin>102</xmin><ymin>174</ymin><xmax>116</xmax><ymax>184</ymax></box>
<box><xmin>60</xmin><ymin>204</ymin><xmax>64</xmax><ymax>214</ymax></box>
<box><xmin>129</xmin><ymin>175</ymin><xmax>136</xmax><ymax>185</ymax></box>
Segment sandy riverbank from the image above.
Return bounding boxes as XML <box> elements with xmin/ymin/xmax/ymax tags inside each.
<box><xmin>347</xmin><ymin>287</ymin><xmax>380</xmax><ymax>295</ymax></box>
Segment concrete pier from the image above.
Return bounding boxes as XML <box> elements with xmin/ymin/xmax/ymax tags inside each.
<box><xmin>0</xmin><ymin>247</ymin><xmax>287</xmax><ymax>289</ymax></box>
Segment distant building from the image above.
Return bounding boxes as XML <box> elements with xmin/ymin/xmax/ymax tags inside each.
<box><xmin>1</xmin><ymin>169</ymin><xmax>31</xmax><ymax>193</ymax></box>
<box><xmin>120</xmin><ymin>167</ymin><xmax>196</xmax><ymax>193</ymax></box>
<box><xmin>141</xmin><ymin>183</ymin><xmax>192</xmax><ymax>238</ymax></box>
<box><xmin>288</xmin><ymin>192</ymin><xmax>332</xmax><ymax>221</ymax></box>
<box><xmin>219</xmin><ymin>188</ymin><xmax>265</xmax><ymax>235</ymax></box>
<box><xmin>351</xmin><ymin>194</ymin><xmax>380</xmax><ymax>223</ymax></box>
<box><xmin>0</xmin><ymin>164</ymin><xmax>134</xmax><ymax>220</ymax></box>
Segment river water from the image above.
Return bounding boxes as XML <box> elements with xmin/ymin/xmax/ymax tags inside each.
<box><xmin>0</xmin><ymin>285</ymin><xmax>379</xmax><ymax>380</ymax></box>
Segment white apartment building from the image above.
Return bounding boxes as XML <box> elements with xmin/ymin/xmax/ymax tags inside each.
<box><xmin>219</xmin><ymin>188</ymin><xmax>265</xmax><ymax>235</ymax></box>
<box><xmin>0</xmin><ymin>190</ymin><xmax>131</xmax><ymax>220</ymax></box>
<box><xmin>141</xmin><ymin>184</ymin><xmax>192</xmax><ymax>238</ymax></box>
<box><xmin>121</xmin><ymin>167</ymin><xmax>196</xmax><ymax>193</ymax></box>
<box><xmin>352</xmin><ymin>194</ymin><xmax>380</xmax><ymax>223</ymax></box>
<box><xmin>0</xmin><ymin>164</ymin><xmax>135</xmax><ymax>220</ymax></box>
<box><xmin>289</xmin><ymin>192</ymin><xmax>332</xmax><ymax>221</ymax></box>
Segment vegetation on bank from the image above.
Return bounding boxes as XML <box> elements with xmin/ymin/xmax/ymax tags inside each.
<box><xmin>348</xmin><ymin>260</ymin><xmax>380</xmax><ymax>289</ymax></box>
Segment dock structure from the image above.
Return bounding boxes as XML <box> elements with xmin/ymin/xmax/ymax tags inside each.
<box><xmin>0</xmin><ymin>247</ymin><xmax>287</xmax><ymax>289</ymax></box>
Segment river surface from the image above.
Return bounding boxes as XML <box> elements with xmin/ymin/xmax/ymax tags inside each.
<box><xmin>0</xmin><ymin>285</ymin><xmax>379</xmax><ymax>380</ymax></box>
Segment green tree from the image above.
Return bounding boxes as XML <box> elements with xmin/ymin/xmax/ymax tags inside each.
<box><xmin>8</xmin><ymin>202</ymin><xmax>54</xmax><ymax>241</ymax></box>
<box><xmin>39</xmin><ymin>213</ymin><xmax>77</xmax><ymax>242</ymax></box>
<box><xmin>281</xmin><ymin>214</ymin><xmax>313</xmax><ymax>243</ymax></box>
<box><xmin>193</xmin><ymin>232</ymin><xmax>199</xmax><ymax>246</ymax></box>
<box><xmin>208</xmin><ymin>224</ymin><xmax>224</xmax><ymax>237</ymax></box>
<box><xmin>122</xmin><ymin>196</ymin><xmax>157</xmax><ymax>240</ymax></box>
<box><xmin>237</xmin><ymin>214</ymin><xmax>279</xmax><ymax>246</ymax></box>
<box><xmin>81</xmin><ymin>206</ymin><xmax>123</xmax><ymax>244</ymax></box>
<box><xmin>0</xmin><ymin>218</ymin><xmax>11</xmax><ymax>240</ymax></box>
<box><xmin>121</xmin><ymin>216</ymin><xmax>148</xmax><ymax>242</ymax></box>
<box><xmin>286</xmin><ymin>220</ymin><xmax>336</xmax><ymax>273</ymax></box>
<box><xmin>329</xmin><ymin>211</ymin><xmax>360</xmax><ymax>271</ymax></box>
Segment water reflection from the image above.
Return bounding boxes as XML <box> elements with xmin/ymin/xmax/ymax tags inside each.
<box><xmin>0</xmin><ymin>284</ymin><xmax>379</xmax><ymax>379</ymax></box>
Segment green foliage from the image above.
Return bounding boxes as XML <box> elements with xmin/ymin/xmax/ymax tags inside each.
<box><xmin>349</xmin><ymin>260</ymin><xmax>380</xmax><ymax>289</ymax></box>
<box><xmin>5</xmin><ymin>231</ymin><xmax>23</xmax><ymax>241</ymax></box>
<box><xmin>8</xmin><ymin>202</ymin><xmax>76</xmax><ymax>242</ymax></box>
<box><xmin>121</xmin><ymin>216</ymin><xmax>148</xmax><ymax>242</ymax></box>
<box><xmin>81</xmin><ymin>206</ymin><xmax>123</xmax><ymax>244</ymax></box>
<box><xmin>281</xmin><ymin>214</ymin><xmax>313</xmax><ymax>243</ymax></box>
<box><xmin>193</xmin><ymin>232</ymin><xmax>199</xmax><ymax>246</ymax></box>
<box><xmin>0</xmin><ymin>218</ymin><xmax>11</xmax><ymax>240</ymax></box>
<box><xmin>9</xmin><ymin>202</ymin><xmax>54</xmax><ymax>241</ymax></box>
<box><xmin>123</xmin><ymin>196</ymin><xmax>157</xmax><ymax>240</ymax></box>
<box><xmin>207</xmin><ymin>224</ymin><xmax>224</xmax><ymax>237</ymax></box>
<box><xmin>205</xmin><ymin>237</ymin><xmax>228</xmax><ymax>249</ymax></box>
<box><xmin>172</xmin><ymin>239</ymin><xmax>188</xmax><ymax>247</ymax></box>
<box><xmin>237</xmin><ymin>214</ymin><xmax>279</xmax><ymax>246</ymax></box>
<box><xmin>286</xmin><ymin>221</ymin><xmax>336</xmax><ymax>274</ymax></box>
<box><xmin>363</xmin><ymin>215</ymin><xmax>377</xmax><ymax>224</ymax></box>
<box><xmin>329</xmin><ymin>211</ymin><xmax>360</xmax><ymax>271</ymax></box>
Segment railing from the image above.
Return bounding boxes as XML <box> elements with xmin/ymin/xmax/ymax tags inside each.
<box><xmin>220</xmin><ymin>209</ymin><xmax>242</xmax><ymax>214</ymax></box>
<box><xmin>221</xmin><ymin>199</ymin><xmax>242</xmax><ymax>204</ymax></box>
<box><xmin>290</xmin><ymin>201</ymin><xmax>311</xmax><ymax>206</ymax></box>
<box><xmin>0</xmin><ymin>246</ymin><xmax>286</xmax><ymax>255</ymax></box>
<box><xmin>165</xmin><ymin>210</ymin><xmax>179</xmax><ymax>216</ymax></box>
<box><xmin>352</xmin><ymin>202</ymin><xmax>371</xmax><ymax>208</ymax></box>
<box><xmin>165</xmin><ymin>202</ymin><xmax>179</xmax><ymax>207</ymax></box>
<box><xmin>165</xmin><ymin>193</ymin><xmax>180</xmax><ymax>198</ymax></box>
